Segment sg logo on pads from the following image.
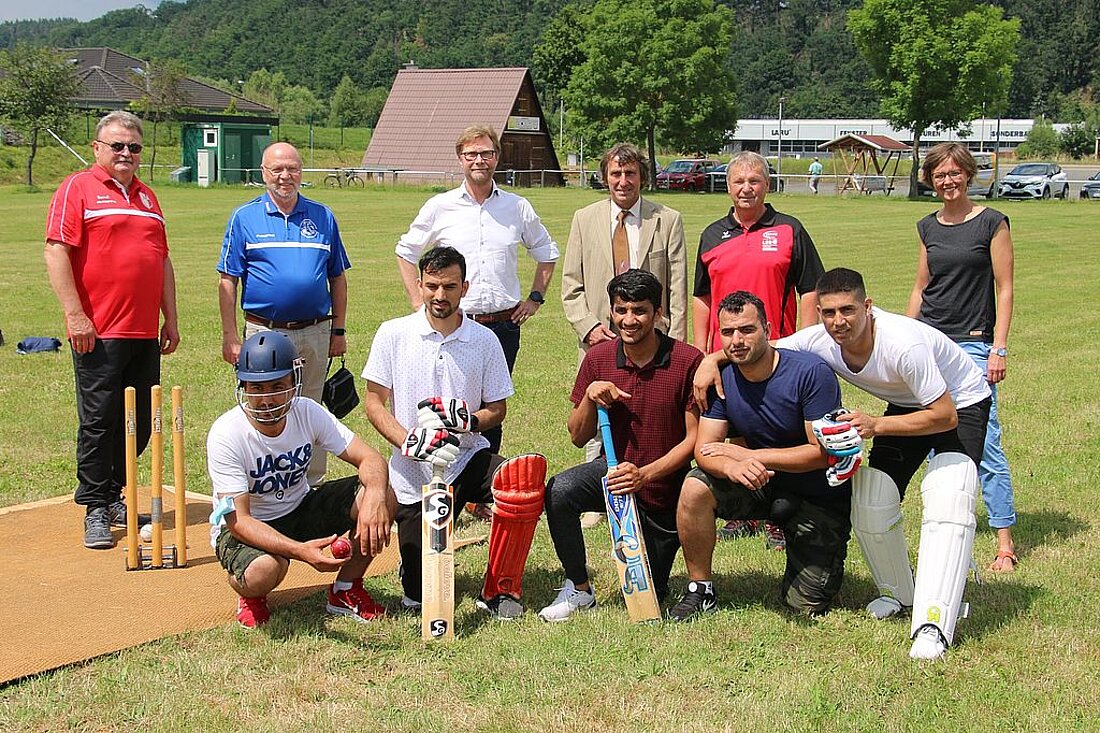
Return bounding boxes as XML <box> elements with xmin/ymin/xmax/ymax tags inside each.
<box><xmin>428</xmin><ymin>619</ymin><xmax>449</xmax><ymax>638</ymax></box>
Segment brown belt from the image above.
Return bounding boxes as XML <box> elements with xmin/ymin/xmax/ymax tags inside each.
<box><xmin>244</xmin><ymin>313</ymin><xmax>331</xmax><ymax>330</ymax></box>
<box><xmin>471</xmin><ymin>307</ymin><xmax>517</xmax><ymax>325</ymax></box>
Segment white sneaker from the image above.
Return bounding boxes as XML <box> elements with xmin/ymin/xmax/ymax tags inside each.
<box><xmin>538</xmin><ymin>579</ymin><xmax>597</xmax><ymax>622</ymax></box>
<box><xmin>866</xmin><ymin>595</ymin><xmax>908</xmax><ymax>620</ymax></box>
<box><xmin>580</xmin><ymin>512</ymin><xmax>605</xmax><ymax>529</ymax></box>
<box><xmin>909</xmin><ymin>625</ymin><xmax>947</xmax><ymax>660</ymax></box>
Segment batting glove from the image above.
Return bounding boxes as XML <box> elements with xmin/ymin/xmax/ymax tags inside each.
<box><xmin>417</xmin><ymin>397</ymin><xmax>479</xmax><ymax>433</ymax></box>
<box><xmin>826</xmin><ymin>452</ymin><xmax>862</xmax><ymax>487</ymax></box>
<box><xmin>812</xmin><ymin>410</ymin><xmax>863</xmax><ymax>457</ymax></box>
<box><xmin>402</xmin><ymin>427</ymin><xmax>460</xmax><ymax>467</ymax></box>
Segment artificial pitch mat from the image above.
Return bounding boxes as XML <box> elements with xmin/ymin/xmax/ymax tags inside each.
<box><xmin>0</xmin><ymin>489</ymin><xmax>481</xmax><ymax>684</ymax></box>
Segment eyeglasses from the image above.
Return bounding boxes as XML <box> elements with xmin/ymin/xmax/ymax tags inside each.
<box><xmin>931</xmin><ymin>170</ymin><xmax>966</xmax><ymax>183</ymax></box>
<box><xmin>262</xmin><ymin>165</ymin><xmax>302</xmax><ymax>176</ymax></box>
<box><xmin>97</xmin><ymin>140</ymin><xmax>143</xmax><ymax>154</ymax></box>
<box><xmin>460</xmin><ymin>149</ymin><xmax>497</xmax><ymax>162</ymax></box>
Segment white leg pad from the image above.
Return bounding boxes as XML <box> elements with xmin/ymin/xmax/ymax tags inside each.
<box><xmin>910</xmin><ymin>452</ymin><xmax>978</xmax><ymax>646</ymax></box>
<box><xmin>851</xmin><ymin>467</ymin><xmax>915</xmax><ymax>611</ymax></box>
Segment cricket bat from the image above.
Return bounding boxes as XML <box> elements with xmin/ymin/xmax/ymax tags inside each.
<box><xmin>421</xmin><ymin>462</ymin><xmax>455</xmax><ymax>640</ymax></box>
<box><xmin>597</xmin><ymin>405</ymin><xmax>662</xmax><ymax>622</ymax></box>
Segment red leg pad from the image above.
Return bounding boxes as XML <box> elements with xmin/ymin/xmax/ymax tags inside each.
<box><xmin>482</xmin><ymin>454</ymin><xmax>547</xmax><ymax>599</ymax></box>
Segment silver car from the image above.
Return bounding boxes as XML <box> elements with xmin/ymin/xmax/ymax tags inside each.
<box><xmin>1079</xmin><ymin>171</ymin><xmax>1100</xmax><ymax>200</ymax></box>
<box><xmin>998</xmin><ymin>162</ymin><xmax>1069</xmax><ymax>200</ymax></box>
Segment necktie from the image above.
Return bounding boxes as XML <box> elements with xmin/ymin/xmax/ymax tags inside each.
<box><xmin>613</xmin><ymin>209</ymin><xmax>630</xmax><ymax>275</ymax></box>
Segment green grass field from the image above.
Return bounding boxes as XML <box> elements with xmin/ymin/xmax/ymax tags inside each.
<box><xmin>1</xmin><ymin>183</ymin><xmax>1098</xmax><ymax>731</ymax></box>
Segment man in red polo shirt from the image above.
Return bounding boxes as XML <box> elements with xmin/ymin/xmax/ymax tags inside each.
<box><xmin>538</xmin><ymin>269</ymin><xmax>702</xmax><ymax>621</ymax></box>
<box><xmin>692</xmin><ymin>151</ymin><xmax>826</xmax><ymax>549</ymax></box>
<box><xmin>45</xmin><ymin>110</ymin><xmax>179</xmax><ymax>550</ymax></box>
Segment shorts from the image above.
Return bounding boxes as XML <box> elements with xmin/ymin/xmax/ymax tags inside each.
<box><xmin>215</xmin><ymin>475</ymin><xmax>360</xmax><ymax>584</ymax></box>
<box><xmin>686</xmin><ymin>467</ymin><xmax>852</xmax><ymax>614</ymax></box>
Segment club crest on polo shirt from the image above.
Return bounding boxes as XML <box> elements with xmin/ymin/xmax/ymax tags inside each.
<box><xmin>248</xmin><ymin>443</ymin><xmax>312</xmax><ymax>499</ymax></box>
<box><xmin>762</xmin><ymin>230</ymin><xmax>779</xmax><ymax>252</ymax></box>
<box><xmin>139</xmin><ymin>191</ymin><xmax>152</xmax><ymax>209</ymax></box>
<box><xmin>300</xmin><ymin>218</ymin><xmax>319</xmax><ymax>238</ymax></box>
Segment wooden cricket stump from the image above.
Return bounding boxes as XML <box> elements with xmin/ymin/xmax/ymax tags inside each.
<box><xmin>123</xmin><ymin>385</ymin><xmax>189</xmax><ymax>571</ymax></box>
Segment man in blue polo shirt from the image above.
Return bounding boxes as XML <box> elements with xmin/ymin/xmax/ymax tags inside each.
<box><xmin>218</xmin><ymin>142</ymin><xmax>351</xmax><ymax>485</ymax></box>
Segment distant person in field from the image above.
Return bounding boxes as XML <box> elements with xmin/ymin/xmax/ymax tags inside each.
<box><xmin>908</xmin><ymin>142</ymin><xmax>1019</xmax><ymax>572</ymax></box>
<box><xmin>808</xmin><ymin>157</ymin><xmax>824</xmax><ymax>194</ymax></box>
<box><xmin>394</xmin><ymin>125</ymin><xmax>559</xmax><ymax>458</ymax></box>
<box><xmin>217</xmin><ymin>141</ymin><xmax>351</xmax><ymax>488</ymax></box>
<box><xmin>672</xmin><ymin>291</ymin><xmax>851</xmax><ymax>622</ymax></box>
<box><xmin>44</xmin><ymin>110</ymin><xmax>180</xmax><ymax>551</ymax></box>
<box><xmin>207</xmin><ymin>331</ymin><xmax>392</xmax><ymax>629</ymax></box>
<box><xmin>693</xmin><ymin>150</ymin><xmax>826</xmax><ymax>550</ymax></box>
<box><xmin>539</xmin><ymin>270</ymin><xmax>701</xmax><ymax>621</ymax></box>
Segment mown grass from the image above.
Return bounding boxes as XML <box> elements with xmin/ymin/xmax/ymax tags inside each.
<box><xmin>1</xmin><ymin>183</ymin><xmax>1098</xmax><ymax>731</ymax></box>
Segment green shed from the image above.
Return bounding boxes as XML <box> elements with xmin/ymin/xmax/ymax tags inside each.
<box><xmin>181</xmin><ymin>120</ymin><xmax>273</xmax><ymax>185</ymax></box>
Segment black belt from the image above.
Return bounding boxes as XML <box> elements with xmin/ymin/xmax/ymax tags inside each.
<box><xmin>245</xmin><ymin>313</ymin><xmax>331</xmax><ymax>330</ymax></box>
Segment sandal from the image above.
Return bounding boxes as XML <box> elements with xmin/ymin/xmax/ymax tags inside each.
<box><xmin>988</xmin><ymin>550</ymin><xmax>1018</xmax><ymax>573</ymax></box>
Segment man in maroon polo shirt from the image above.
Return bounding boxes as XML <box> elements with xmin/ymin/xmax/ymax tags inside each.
<box><xmin>538</xmin><ymin>269</ymin><xmax>702</xmax><ymax>621</ymax></box>
<box><xmin>44</xmin><ymin>110</ymin><xmax>180</xmax><ymax>550</ymax></box>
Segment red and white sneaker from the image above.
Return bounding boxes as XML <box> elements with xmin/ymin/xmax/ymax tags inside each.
<box><xmin>326</xmin><ymin>578</ymin><xmax>386</xmax><ymax>622</ymax></box>
<box><xmin>237</xmin><ymin>596</ymin><xmax>270</xmax><ymax>629</ymax></box>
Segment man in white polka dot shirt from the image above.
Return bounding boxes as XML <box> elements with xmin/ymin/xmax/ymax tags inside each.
<box><xmin>364</xmin><ymin>246</ymin><xmax>517</xmax><ymax>611</ymax></box>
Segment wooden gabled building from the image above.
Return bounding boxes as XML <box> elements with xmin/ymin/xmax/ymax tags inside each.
<box><xmin>363</xmin><ymin>67</ymin><xmax>563</xmax><ymax>186</ymax></box>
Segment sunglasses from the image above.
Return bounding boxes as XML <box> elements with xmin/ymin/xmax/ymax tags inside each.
<box><xmin>97</xmin><ymin>140</ymin><xmax>143</xmax><ymax>154</ymax></box>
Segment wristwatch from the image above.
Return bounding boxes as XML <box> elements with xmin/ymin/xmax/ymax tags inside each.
<box><xmin>331</xmin><ymin>327</ymin><xmax>346</xmax><ymax>336</ymax></box>
<box><xmin>528</xmin><ymin>291</ymin><xmax>545</xmax><ymax>304</ymax></box>
<box><xmin>991</xmin><ymin>347</ymin><xmax>1007</xmax><ymax>357</ymax></box>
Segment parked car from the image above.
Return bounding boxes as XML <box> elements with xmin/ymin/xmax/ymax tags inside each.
<box><xmin>655</xmin><ymin>158</ymin><xmax>719</xmax><ymax>191</ymax></box>
<box><xmin>705</xmin><ymin>162</ymin><xmax>785</xmax><ymax>193</ymax></box>
<box><xmin>1079</xmin><ymin>171</ymin><xmax>1100</xmax><ymax>200</ymax></box>
<box><xmin>916</xmin><ymin>152</ymin><xmax>996</xmax><ymax>198</ymax></box>
<box><xmin>997</xmin><ymin>162</ymin><xmax>1069</xmax><ymax>199</ymax></box>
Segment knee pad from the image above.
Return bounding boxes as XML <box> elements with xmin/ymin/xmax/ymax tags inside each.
<box><xmin>482</xmin><ymin>453</ymin><xmax>546</xmax><ymax>599</ymax></box>
<box><xmin>851</xmin><ymin>467</ymin><xmax>914</xmax><ymax>607</ymax></box>
<box><xmin>911</xmin><ymin>452</ymin><xmax>978</xmax><ymax>646</ymax></box>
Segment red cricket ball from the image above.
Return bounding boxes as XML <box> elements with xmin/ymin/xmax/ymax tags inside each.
<box><xmin>331</xmin><ymin>537</ymin><xmax>352</xmax><ymax>559</ymax></box>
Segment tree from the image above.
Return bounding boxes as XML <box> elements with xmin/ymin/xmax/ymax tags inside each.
<box><xmin>362</xmin><ymin>86</ymin><xmax>389</xmax><ymax>129</ymax></box>
<box><xmin>848</xmin><ymin>0</ymin><xmax>1020</xmax><ymax>198</ymax></box>
<box><xmin>132</xmin><ymin>59</ymin><xmax>190</xmax><ymax>180</ymax></box>
<box><xmin>563</xmin><ymin>0</ymin><xmax>738</xmax><ymax>183</ymax></box>
<box><xmin>328</xmin><ymin>74</ymin><xmax>367</xmax><ymax>129</ymax></box>
<box><xmin>1058</xmin><ymin>123</ymin><xmax>1096</xmax><ymax>159</ymax></box>
<box><xmin>280</xmin><ymin>85</ymin><xmax>326</xmax><ymax>125</ymax></box>
<box><xmin>0</xmin><ymin>43</ymin><xmax>79</xmax><ymax>186</ymax></box>
<box><xmin>242</xmin><ymin>68</ymin><xmax>289</xmax><ymax>111</ymax></box>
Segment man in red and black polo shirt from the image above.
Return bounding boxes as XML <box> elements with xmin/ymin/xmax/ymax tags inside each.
<box><xmin>692</xmin><ymin>151</ymin><xmax>825</xmax><ymax>549</ymax></box>
<box><xmin>45</xmin><ymin>110</ymin><xmax>179</xmax><ymax>550</ymax></box>
<box><xmin>538</xmin><ymin>270</ymin><xmax>702</xmax><ymax>621</ymax></box>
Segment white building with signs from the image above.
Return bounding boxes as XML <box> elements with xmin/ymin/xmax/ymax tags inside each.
<box><xmin>730</xmin><ymin>118</ymin><xmax>1067</xmax><ymax>157</ymax></box>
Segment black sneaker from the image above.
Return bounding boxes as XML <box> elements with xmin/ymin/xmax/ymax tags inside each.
<box><xmin>763</xmin><ymin>521</ymin><xmax>787</xmax><ymax>551</ymax></box>
<box><xmin>107</xmin><ymin>500</ymin><xmax>150</xmax><ymax>528</ymax></box>
<box><xmin>475</xmin><ymin>594</ymin><xmax>525</xmax><ymax>620</ymax></box>
<box><xmin>84</xmin><ymin>507</ymin><xmax>114</xmax><ymax>549</ymax></box>
<box><xmin>668</xmin><ymin>581</ymin><xmax>717</xmax><ymax>621</ymax></box>
<box><xmin>718</xmin><ymin>519</ymin><xmax>761</xmax><ymax>540</ymax></box>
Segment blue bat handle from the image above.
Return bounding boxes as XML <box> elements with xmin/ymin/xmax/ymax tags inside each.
<box><xmin>596</xmin><ymin>405</ymin><xmax>619</xmax><ymax>469</ymax></box>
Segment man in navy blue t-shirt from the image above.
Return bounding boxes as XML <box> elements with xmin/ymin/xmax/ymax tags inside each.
<box><xmin>671</xmin><ymin>291</ymin><xmax>852</xmax><ymax>620</ymax></box>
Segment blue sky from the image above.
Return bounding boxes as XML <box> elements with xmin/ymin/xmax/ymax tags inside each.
<box><xmin>1</xmin><ymin>1</ymin><xmax>163</xmax><ymax>23</ymax></box>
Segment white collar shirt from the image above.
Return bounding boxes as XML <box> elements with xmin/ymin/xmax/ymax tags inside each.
<box><xmin>362</xmin><ymin>307</ymin><xmax>514</xmax><ymax>504</ymax></box>
<box><xmin>608</xmin><ymin>197</ymin><xmax>644</xmax><ymax>267</ymax></box>
<box><xmin>395</xmin><ymin>182</ymin><xmax>560</xmax><ymax>314</ymax></box>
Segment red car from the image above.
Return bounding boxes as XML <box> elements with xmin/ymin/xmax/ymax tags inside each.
<box><xmin>655</xmin><ymin>158</ymin><xmax>719</xmax><ymax>191</ymax></box>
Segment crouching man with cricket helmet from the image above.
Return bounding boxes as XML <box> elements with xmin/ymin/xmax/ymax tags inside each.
<box><xmin>207</xmin><ymin>331</ymin><xmax>392</xmax><ymax>629</ymax></box>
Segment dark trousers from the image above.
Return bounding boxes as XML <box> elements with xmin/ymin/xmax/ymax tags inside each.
<box><xmin>690</xmin><ymin>467</ymin><xmax>852</xmax><ymax>615</ymax></box>
<box><xmin>545</xmin><ymin>458</ymin><xmax>680</xmax><ymax>601</ymax></box>
<box><xmin>480</xmin><ymin>319</ymin><xmax>520</xmax><ymax>454</ymax></box>
<box><xmin>395</xmin><ymin>449</ymin><xmax>503</xmax><ymax>602</ymax></box>
<box><xmin>72</xmin><ymin>338</ymin><xmax>161</xmax><ymax>511</ymax></box>
<box><xmin>869</xmin><ymin>398</ymin><xmax>992</xmax><ymax>500</ymax></box>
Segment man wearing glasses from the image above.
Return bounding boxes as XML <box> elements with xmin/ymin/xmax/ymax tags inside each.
<box><xmin>395</xmin><ymin>125</ymin><xmax>559</xmax><ymax>456</ymax></box>
<box><xmin>45</xmin><ymin>110</ymin><xmax>180</xmax><ymax>550</ymax></box>
<box><xmin>217</xmin><ymin>142</ymin><xmax>351</xmax><ymax>486</ymax></box>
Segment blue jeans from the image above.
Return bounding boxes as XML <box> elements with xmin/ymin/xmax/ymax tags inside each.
<box><xmin>960</xmin><ymin>341</ymin><xmax>1016</xmax><ymax>529</ymax></box>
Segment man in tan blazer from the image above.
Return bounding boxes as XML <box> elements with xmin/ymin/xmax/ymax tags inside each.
<box><xmin>561</xmin><ymin>143</ymin><xmax>687</xmax><ymax>350</ymax></box>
